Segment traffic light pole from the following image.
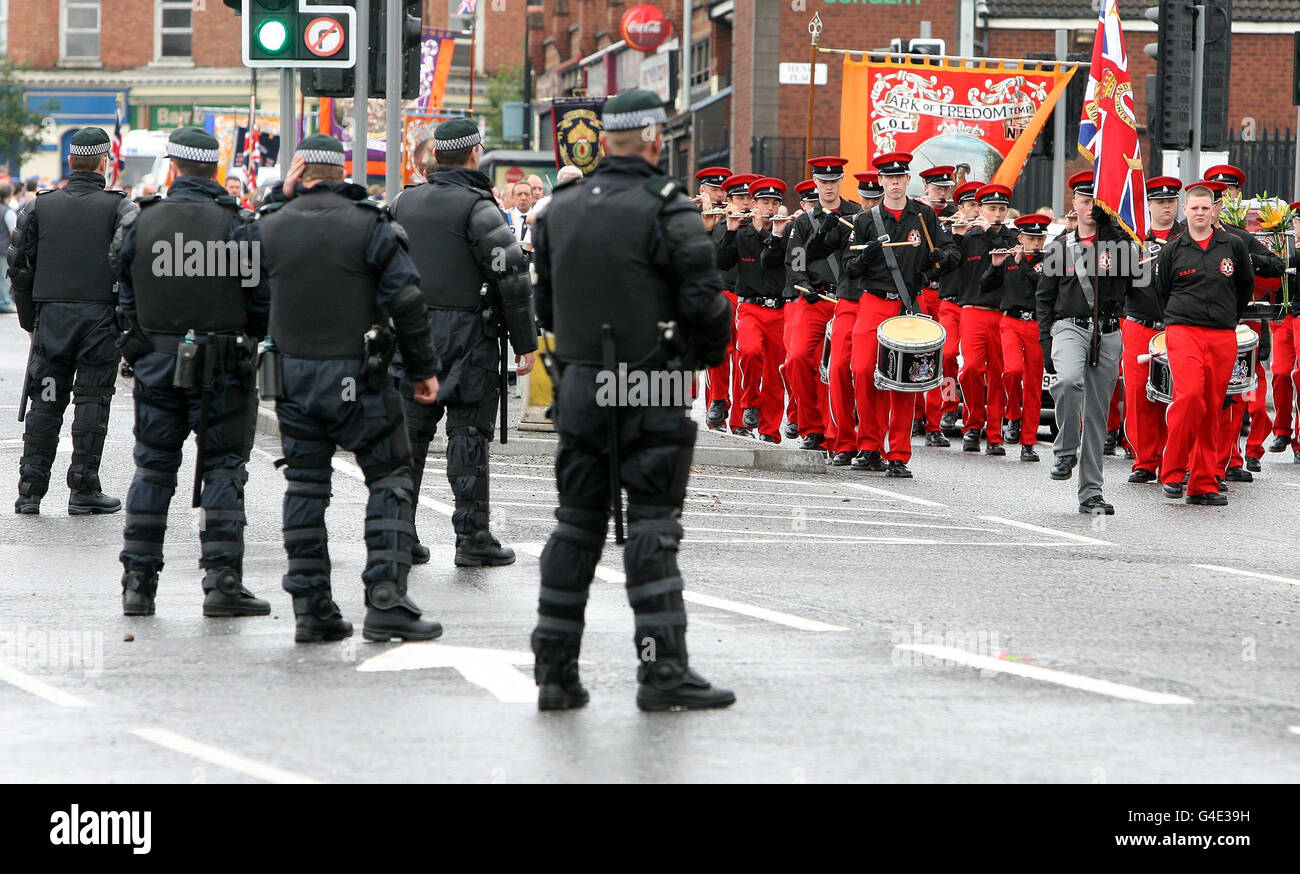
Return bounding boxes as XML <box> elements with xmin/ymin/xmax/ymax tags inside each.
<box><xmin>1182</xmin><ymin>4</ymin><xmax>1206</xmax><ymax>179</ymax></box>
<box><xmin>1053</xmin><ymin>28</ymin><xmax>1067</xmax><ymax>217</ymax></box>
<box><xmin>386</xmin><ymin>0</ymin><xmax>401</xmax><ymax>196</ymax></box>
<box><xmin>353</xmin><ymin>0</ymin><xmax>370</xmax><ymax>184</ymax></box>
<box><xmin>281</xmin><ymin>68</ymin><xmax>297</xmax><ymax>166</ymax></box>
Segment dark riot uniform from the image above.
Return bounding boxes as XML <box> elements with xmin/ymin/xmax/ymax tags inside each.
<box><xmin>7</xmin><ymin>172</ymin><xmax>137</xmax><ymax>511</ymax></box>
<box><xmin>110</xmin><ymin>175</ymin><xmax>268</xmax><ymax>614</ymax></box>
<box><xmin>259</xmin><ymin>179</ymin><xmax>441</xmax><ymax>642</ymax></box>
<box><xmin>530</xmin><ymin>153</ymin><xmax>734</xmax><ymax>711</ymax></box>
<box><xmin>389</xmin><ymin>164</ymin><xmax>537</xmax><ymax>563</ymax></box>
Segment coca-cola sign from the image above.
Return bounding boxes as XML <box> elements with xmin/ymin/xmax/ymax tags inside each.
<box><xmin>621</xmin><ymin>4</ymin><xmax>672</xmax><ymax>53</ymax></box>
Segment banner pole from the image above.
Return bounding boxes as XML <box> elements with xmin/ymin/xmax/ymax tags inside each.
<box><xmin>1053</xmin><ymin>29</ymin><xmax>1067</xmax><ymax>216</ymax></box>
<box><xmin>804</xmin><ymin>12</ymin><xmax>822</xmax><ymax>168</ymax></box>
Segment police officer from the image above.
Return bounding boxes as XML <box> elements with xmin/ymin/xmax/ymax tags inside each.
<box><xmin>529</xmin><ymin>90</ymin><xmax>734</xmax><ymax>711</ymax></box>
<box><xmin>109</xmin><ymin>127</ymin><xmax>269</xmax><ymax>617</ymax></box>
<box><xmin>1036</xmin><ymin>171</ymin><xmax>1129</xmax><ymax>514</ymax></box>
<box><xmin>390</xmin><ymin>117</ymin><xmax>537</xmax><ymax>567</ymax></box>
<box><xmin>259</xmin><ymin>134</ymin><xmax>442</xmax><ymax>643</ymax></box>
<box><xmin>8</xmin><ymin>127</ymin><xmax>138</xmax><ymax>515</ymax></box>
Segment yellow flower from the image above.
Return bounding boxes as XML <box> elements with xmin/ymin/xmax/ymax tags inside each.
<box><xmin>1259</xmin><ymin>197</ymin><xmax>1287</xmax><ymax>230</ymax></box>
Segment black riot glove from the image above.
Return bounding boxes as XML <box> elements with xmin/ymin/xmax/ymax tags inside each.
<box><xmin>799</xmin><ymin>288</ymin><xmax>821</xmax><ymax>305</ymax></box>
<box><xmin>1041</xmin><ymin>337</ymin><xmax>1056</xmax><ymax>375</ymax></box>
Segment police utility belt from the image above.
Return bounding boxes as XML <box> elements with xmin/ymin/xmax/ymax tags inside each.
<box><xmin>153</xmin><ymin>332</ymin><xmax>257</xmax><ymax>390</ymax></box>
<box><xmin>739</xmin><ymin>296</ymin><xmax>785</xmax><ymax>309</ymax></box>
<box><xmin>1060</xmin><ymin>315</ymin><xmax>1121</xmax><ymax>333</ymax></box>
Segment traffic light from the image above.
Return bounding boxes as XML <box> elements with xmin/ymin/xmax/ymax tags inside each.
<box><xmin>1199</xmin><ymin>0</ymin><xmax>1232</xmax><ymax>151</ymax></box>
<box><xmin>239</xmin><ymin>0</ymin><xmax>356</xmax><ymax>69</ymax></box>
<box><xmin>1144</xmin><ymin>2</ymin><xmax>1196</xmax><ymax>150</ymax></box>
<box><xmin>368</xmin><ymin>0</ymin><xmax>423</xmax><ymax>99</ymax></box>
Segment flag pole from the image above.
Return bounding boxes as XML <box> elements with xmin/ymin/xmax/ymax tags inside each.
<box><xmin>469</xmin><ymin>19</ymin><xmax>477</xmax><ymax>113</ymax></box>
<box><xmin>804</xmin><ymin>12</ymin><xmax>822</xmax><ymax>168</ymax></box>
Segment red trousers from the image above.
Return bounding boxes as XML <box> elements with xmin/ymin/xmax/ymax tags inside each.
<box><xmin>705</xmin><ymin>290</ymin><xmax>743</xmax><ymax>428</ymax></box>
<box><xmin>999</xmin><ymin>315</ymin><xmax>1042</xmax><ymax>446</ymax></box>
<box><xmin>781</xmin><ymin>307</ymin><xmax>799</xmax><ymax>427</ymax></box>
<box><xmin>917</xmin><ymin>288</ymin><xmax>951</xmax><ymax>432</ymax></box>
<box><xmin>826</xmin><ymin>297</ymin><xmax>859</xmax><ymax>454</ymax></box>
<box><xmin>783</xmin><ymin>296</ymin><xmax>832</xmax><ymax>438</ymax></box>
<box><xmin>1107</xmin><ymin>380</ymin><xmax>1123</xmax><ymax>432</ymax></box>
<box><xmin>1272</xmin><ymin>314</ymin><xmax>1297</xmax><ymax>442</ymax></box>
<box><xmin>1162</xmin><ymin>324</ymin><xmax>1237</xmax><ymax>497</ymax></box>
<box><xmin>735</xmin><ymin>303</ymin><xmax>787</xmax><ymax>441</ymax></box>
<box><xmin>957</xmin><ymin>307</ymin><xmax>1005</xmax><ymax>442</ymax></box>
<box><xmin>850</xmin><ymin>294</ymin><xmax>913</xmax><ymax>461</ymax></box>
<box><xmin>1120</xmin><ymin>318</ymin><xmax>1168</xmax><ymax>474</ymax></box>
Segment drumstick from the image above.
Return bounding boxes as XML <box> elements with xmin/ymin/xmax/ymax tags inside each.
<box><xmin>837</xmin><ymin>216</ymin><xmax>855</xmax><ymax>229</ymax></box>
<box><xmin>1137</xmin><ymin>353</ymin><xmax>1154</xmax><ymax>364</ymax></box>
<box><xmin>794</xmin><ymin>284</ymin><xmax>837</xmax><ymax>303</ymax></box>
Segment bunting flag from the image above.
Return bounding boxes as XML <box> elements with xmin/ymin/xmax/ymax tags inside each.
<box><xmin>419</xmin><ymin>27</ymin><xmax>459</xmax><ymax>112</ymax></box>
<box><xmin>1078</xmin><ymin>0</ymin><xmax>1148</xmax><ymax>241</ymax></box>
<box><xmin>106</xmin><ymin>100</ymin><xmax>125</xmax><ymax>190</ymax></box>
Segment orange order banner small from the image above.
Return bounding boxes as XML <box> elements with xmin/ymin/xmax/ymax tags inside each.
<box><xmin>838</xmin><ymin>54</ymin><xmax>1075</xmax><ymax>202</ymax></box>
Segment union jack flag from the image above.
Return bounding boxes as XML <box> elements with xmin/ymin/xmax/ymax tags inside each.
<box><xmin>244</xmin><ymin>95</ymin><xmax>260</xmax><ymax>190</ymax></box>
<box><xmin>106</xmin><ymin>101</ymin><xmax>125</xmax><ymax>190</ymax></box>
<box><xmin>456</xmin><ymin>0</ymin><xmax>476</xmax><ymax>15</ymax></box>
<box><xmin>1078</xmin><ymin>0</ymin><xmax>1147</xmax><ymax>241</ymax></box>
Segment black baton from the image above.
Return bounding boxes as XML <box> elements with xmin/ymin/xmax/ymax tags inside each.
<box><xmin>600</xmin><ymin>324</ymin><xmax>625</xmax><ymax>545</ymax></box>
<box><xmin>499</xmin><ymin>330</ymin><xmax>509</xmax><ymax>445</ymax></box>
<box><xmin>17</xmin><ymin>320</ymin><xmax>35</xmax><ymax>423</ymax></box>
<box><xmin>192</xmin><ymin>335</ymin><xmax>217</xmax><ymax>508</ymax></box>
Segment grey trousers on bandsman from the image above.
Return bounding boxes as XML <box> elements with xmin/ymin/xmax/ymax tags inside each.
<box><xmin>1049</xmin><ymin>320</ymin><xmax>1122</xmax><ymax>502</ymax></box>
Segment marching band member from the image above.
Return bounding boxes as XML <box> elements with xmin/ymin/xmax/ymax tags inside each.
<box><xmin>915</xmin><ymin>166</ymin><xmax>959</xmax><ymax>441</ymax></box>
<box><xmin>1036</xmin><ymin>171</ymin><xmax>1128</xmax><ymax>515</ymax></box>
<box><xmin>957</xmin><ymin>183</ymin><xmax>1019</xmax><ymax>455</ymax></box>
<box><xmin>987</xmin><ymin>213</ymin><xmax>1051</xmax><ymax>462</ymax></box>
<box><xmin>933</xmin><ymin>180</ymin><xmax>982</xmax><ymax>440</ymax></box>
<box><xmin>698</xmin><ymin>166</ymin><xmax>744</xmax><ymax>434</ymax></box>
<box><xmin>1121</xmin><ymin>176</ymin><xmax>1184</xmax><ymax>484</ymax></box>
<box><xmin>717</xmin><ymin>177</ymin><xmax>791</xmax><ymax>443</ymax></box>
<box><xmin>785</xmin><ymin>156</ymin><xmax>861</xmax><ymax>453</ymax></box>
<box><xmin>819</xmin><ymin>171</ymin><xmax>883</xmax><ymax>465</ymax></box>
<box><xmin>1273</xmin><ymin>200</ymin><xmax>1300</xmax><ymax>462</ymax></box>
<box><xmin>1154</xmin><ymin>183</ymin><xmax>1255</xmax><ymax>505</ymax></box>
<box><xmin>844</xmin><ymin>151</ymin><xmax>958</xmax><ymax>478</ymax></box>
<box><xmin>781</xmin><ymin>179</ymin><xmax>822</xmax><ymax>440</ymax></box>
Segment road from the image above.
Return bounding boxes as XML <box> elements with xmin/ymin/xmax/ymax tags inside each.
<box><xmin>0</xmin><ymin>314</ymin><xmax>1297</xmax><ymax>783</ymax></box>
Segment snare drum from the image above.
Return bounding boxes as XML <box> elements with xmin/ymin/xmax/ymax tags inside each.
<box><xmin>818</xmin><ymin>317</ymin><xmax>834</xmax><ymax>385</ymax></box>
<box><xmin>874</xmin><ymin>315</ymin><xmax>946</xmax><ymax>392</ymax></box>
<box><xmin>1226</xmin><ymin>324</ymin><xmax>1259</xmax><ymax>396</ymax></box>
<box><xmin>1145</xmin><ymin>331</ymin><xmax>1173</xmax><ymax>404</ymax></box>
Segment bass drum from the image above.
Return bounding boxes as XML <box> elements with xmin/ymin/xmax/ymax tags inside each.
<box><xmin>1226</xmin><ymin>323</ymin><xmax>1259</xmax><ymax>396</ymax></box>
<box><xmin>1145</xmin><ymin>331</ymin><xmax>1172</xmax><ymax>404</ymax></box>
<box><xmin>819</xmin><ymin>316</ymin><xmax>834</xmax><ymax>385</ymax></box>
<box><xmin>874</xmin><ymin>314</ymin><xmax>945</xmax><ymax>392</ymax></box>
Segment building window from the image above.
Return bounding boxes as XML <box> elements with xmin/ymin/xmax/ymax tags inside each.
<box><xmin>690</xmin><ymin>37</ymin><xmax>711</xmax><ymax>89</ymax></box>
<box><xmin>62</xmin><ymin>0</ymin><xmax>100</xmax><ymax>61</ymax></box>
<box><xmin>157</xmin><ymin>0</ymin><xmax>193</xmax><ymax>60</ymax></box>
<box><xmin>0</xmin><ymin>0</ymin><xmax>9</xmax><ymax>57</ymax></box>
<box><xmin>448</xmin><ymin>0</ymin><xmax>474</xmax><ymax>71</ymax></box>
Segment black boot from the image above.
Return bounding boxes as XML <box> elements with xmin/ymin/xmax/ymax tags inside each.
<box><xmin>1103</xmin><ymin>430</ymin><xmax>1119</xmax><ymax>456</ymax></box>
<box><xmin>455</xmin><ymin>529</ymin><xmax>516</xmax><ymax>567</ymax></box>
<box><xmin>885</xmin><ymin>459</ymin><xmax>913</xmax><ymax>478</ymax></box>
<box><xmin>985</xmin><ymin>442</ymin><xmax>1006</xmax><ymax>456</ymax></box>
<box><xmin>924</xmin><ymin>431</ymin><xmax>950</xmax><ymax>447</ymax></box>
<box><xmin>940</xmin><ymin>411</ymin><xmax>962</xmax><ymax>437</ymax></box>
<box><xmin>1225</xmin><ymin>466</ymin><xmax>1253</xmax><ymax>482</ymax></box>
<box><xmin>742</xmin><ymin>408</ymin><xmax>760</xmax><ymax>431</ymax></box>
<box><xmin>730</xmin><ymin>426</ymin><xmax>753</xmax><ymax>438</ymax></box>
<box><xmin>1006</xmin><ymin>419</ymin><xmax>1022</xmax><ymax>444</ymax></box>
<box><xmin>962</xmin><ymin>429</ymin><xmax>981</xmax><ymax>452</ymax></box>
<box><xmin>68</xmin><ymin>489</ymin><xmax>121</xmax><ymax>515</ymax></box>
<box><xmin>1267</xmin><ymin>434</ymin><xmax>1290</xmax><ymax>453</ymax></box>
<box><xmin>797</xmin><ymin>433</ymin><xmax>825</xmax><ymax>451</ymax></box>
<box><xmin>637</xmin><ymin>658</ymin><xmax>735</xmax><ymax>712</ymax></box>
<box><xmin>1050</xmin><ymin>455</ymin><xmax>1077</xmax><ymax>480</ymax></box>
<box><xmin>121</xmin><ymin>571</ymin><xmax>158</xmax><ymax>617</ymax></box>
<box><xmin>911</xmin><ymin>418</ymin><xmax>925</xmax><ymax>437</ymax></box>
<box><xmin>850</xmin><ymin>450</ymin><xmax>885</xmax><ymax>471</ymax></box>
<box><xmin>534</xmin><ymin>638</ymin><xmax>589</xmax><ymax>711</ymax></box>
<box><xmin>411</xmin><ymin>542</ymin><xmax>431</xmax><ymax>564</ymax></box>
<box><xmin>1020</xmin><ymin>445</ymin><xmax>1040</xmax><ymax>462</ymax></box>
<box><xmin>1127</xmin><ymin>468</ymin><xmax>1157</xmax><ymax>483</ymax></box>
<box><xmin>293</xmin><ymin>592</ymin><xmax>353</xmax><ymax>643</ymax></box>
<box><xmin>1245</xmin><ymin>455</ymin><xmax>1261</xmax><ymax>473</ymax></box>
<box><xmin>201</xmin><ymin>568</ymin><xmax>270</xmax><ymax>618</ymax></box>
<box><xmin>362</xmin><ymin>581</ymin><xmax>442</xmax><ymax>642</ymax></box>
<box><xmin>14</xmin><ymin>494</ymin><xmax>40</xmax><ymax>514</ymax></box>
<box><xmin>782</xmin><ymin>421</ymin><xmax>799</xmax><ymax>440</ymax></box>
<box><xmin>830</xmin><ymin>450</ymin><xmax>855</xmax><ymax>466</ymax></box>
<box><xmin>705</xmin><ymin>400</ymin><xmax>728</xmax><ymax>431</ymax></box>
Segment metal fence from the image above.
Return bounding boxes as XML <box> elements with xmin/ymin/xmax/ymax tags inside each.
<box><xmin>751</xmin><ymin>136</ymin><xmax>840</xmax><ymax>188</ymax></box>
<box><xmin>1229</xmin><ymin>129</ymin><xmax>1296</xmax><ymax>198</ymax></box>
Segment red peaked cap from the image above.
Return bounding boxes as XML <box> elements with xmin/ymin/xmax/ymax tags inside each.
<box><xmin>750</xmin><ymin>177</ymin><xmax>786</xmax><ymax>199</ymax></box>
<box><xmin>919</xmin><ymin>165</ymin><xmax>956</xmax><ymax>185</ymax></box>
<box><xmin>953</xmin><ymin>180</ymin><xmax>982</xmax><ymax>203</ymax></box>
<box><xmin>1067</xmin><ymin>170</ymin><xmax>1094</xmax><ymax>194</ymax></box>
<box><xmin>795</xmin><ymin>179</ymin><xmax>818</xmax><ymax>198</ymax></box>
<box><xmin>1203</xmin><ymin>164</ymin><xmax>1245</xmax><ymax>186</ymax></box>
<box><xmin>976</xmin><ymin>183</ymin><xmax>1013</xmax><ymax>204</ymax></box>
<box><xmin>1146</xmin><ymin>176</ymin><xmax>1182</xmax><ymax>198</ymax></box>
<box><xmin>808</xmin><ymin>156</ymin><xmax>849</xmax><ymax>180</ymax></box>
<box><xmin>721</xmin><ymin>173</ymin><xmax>760</xmax><ymax>194</ymax></box>
<box><xmin>1014</xmin><ymin>213</ymin><xmax>1052</xmax><ymax>235</ymax></box>
<box><xmin>872</xmin><ymin>151</ymin><xmax>913</xmax><ymax>175</ymax></box>
<box><xmin>695</xmin><ymin>166</ymin><xmax>732</xmax><ymax>186</ymax></box>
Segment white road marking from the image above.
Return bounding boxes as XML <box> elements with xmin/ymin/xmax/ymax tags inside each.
<box><xmin>514</xmin><ymin>545</ymin><xmax>847</xmax><ymax>631</ymax></box>
<box><xmin>1191</xmin><ymin>564</ymin><xmax>1300</xmax><ymax>588</ymax></box>
<box><xmin>1289</xmin><ymin>726</ymin><xmax>1300</xmax><ymax>735</ymax></box>
<box><xmin>485</xmin><ymin>494</ymin><xmax>949</xmax><ymax>518</ymax></box>
<box><xmin>679</xmin><ymin>511</ymin><xmax>991</xmax><ymax>532</ymax></box>
<box><xmin>129</xmin><ymin>727</ymin><xmax>321</xmax><ymax>784</ymax></box>
<box><xmin>841</xmin><ymin>482</ymin><xmax>948</xmax><ymax>507</ymax></box>
<box><xmin>356</xmin><ymin>642</ymin><xmax>536</xmax><ymax>703</ymax></box>
<box><xmin>979</xmin><ymin>515</ymin><xmax>1113</xmax><ymax>546</ymax></box>
<box><xmin>894</xmin><ymin>644</ymin><xmax>1195</xmax><ymax>705</ymax></box>
<box><xmin>0</xmin><ymin>662</ymin><xmax>93</xmax><ymax>708</ymax></box>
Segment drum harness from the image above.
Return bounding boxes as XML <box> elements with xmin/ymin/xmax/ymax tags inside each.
<box><xmin>868</xmin><ymin>205</ymin><xmax>922</xmax><ymax>317</ymax></box>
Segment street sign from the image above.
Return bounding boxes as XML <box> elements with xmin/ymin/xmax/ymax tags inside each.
<box><xmin>779</xmin><ymin>62</ymin><xmax>827</xmax><ymax>86</ymax></box>
<box><xmin>241</xmin><ymin>0</ymin><xmax>356</xmax><ymax>69</ymax></box>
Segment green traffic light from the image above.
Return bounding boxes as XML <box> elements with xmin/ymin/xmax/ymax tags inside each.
<box><xmin>255</xmin><ymin>18</ymin><xmax>289</xmax><ymax>54</ymax></box>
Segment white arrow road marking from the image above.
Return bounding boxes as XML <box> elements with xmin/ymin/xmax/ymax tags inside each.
<box><xmin>1192</xmin><ymin>564</ymin><xmax>1300</xmax><ymax>588</ymax></box>
<box><xmin>130</xmin><ymin>727</ymin><xmax>322</xmax><ymax>784</ymax></box>
<box><xmin>841</xmin><ymin>482</ymin><xmax>948</xmax><ymax>507</ymax></box>
<box><xmin>894</xmin><ymin>644</ymin><xmax>1194</xmax><ymax>705</ymax></box>
<box><xmin>0</xmin><ymin>661</ymin><xmax>93</xmax><ymax>707</ymax></box>
<box><xmin>979</xmin><ymin>515</ymin><xmax>1114</xmax><ymax>546</ymax></box>
<box><xmin>356</xmin><ymin>642</ymin><xmax>537</xmax><ymax>703</ymax></box>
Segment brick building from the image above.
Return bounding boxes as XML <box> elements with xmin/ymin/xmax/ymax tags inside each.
<box><xmin>523</xmin><ymin>0</ymin><xmax>1300</xmax><ymax>209</ymax></box>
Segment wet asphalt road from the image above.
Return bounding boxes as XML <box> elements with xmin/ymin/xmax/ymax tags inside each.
<box><xmin>0</xmin><ymin>313</ymin><xmax>1297</xmax><ymax>783</ymax></box>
